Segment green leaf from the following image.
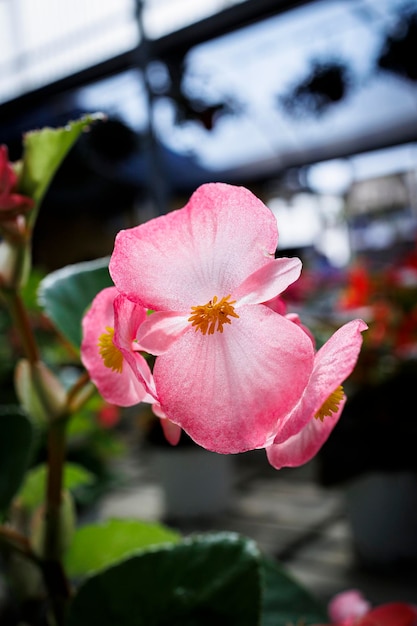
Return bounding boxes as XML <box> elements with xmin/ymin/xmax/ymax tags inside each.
<box><xmin>0</xmin><ymin>407</ymin><xmax>33</xmax><ymax>513</ymax></box>
<box><xmin>67</xmin><ymin>533</ymin><xmax>261</xmax><ymax>626</ymax></box>
<box><xmin>19</xmin><ymin>113</ymin><xmax>105</xmax><ymax>221</ymax></box>
<box><xmin>17</xmin><ymin>462</ymin><xmax>95</xmax><ymax>512</ymax></box>
<box><xmin>65</xmin><ymin>519</ymin><xmax>181</xmax><ymax>578</ymax></box>
<box><xmin>38</xmin><ymin>257</ymin><xmax>113</xmax><ymax>348</ymax></box>
<box><xmin>260</xmin><ymin>557</ymin><xmax>327</xmax><ymax>626</ymax></box>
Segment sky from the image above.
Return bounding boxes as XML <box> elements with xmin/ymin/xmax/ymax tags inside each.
<box><xmin>1</xmin><ymin>0</ymin><xmax>416</xmax><ymax>262</ymax></box>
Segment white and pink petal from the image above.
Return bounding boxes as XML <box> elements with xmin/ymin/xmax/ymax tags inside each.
<box><xmin>109</xmin><ymin>183</ymin><xmax>279</xmax><ymax>312</ymax></box>
<box><xmin>81</xmin><ymin>287</ymin><xmax>154</xmax><ymax>407</ymax></box>
<box><xmin>273</xmin><ymin>318</ymin><xmax>367</xmax><ymax>445</ymax></box>
<box><xmin>234</xmin><ymin>257</ymin><xmax>302</xmax><ymax>306</ymax></box>
<box><xmin>153</xmin><ymin>305</ymin><xmax>315</xmax><ymax>454</ymax></box>
<box><xmin>266</xmin><ymin>398</ymin><xmax>345</xmax><ymax>469</ymax></box>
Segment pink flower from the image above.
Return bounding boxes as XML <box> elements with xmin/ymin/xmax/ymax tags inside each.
<box><xmin>81</xmin><ymin>286</ymin><xmax>156</xmax><ymax>407</ymax></box>
<box><xmin>266</xmin><ymin>318</ymin><xmax>367</xmax><ymax>469</ymax></box>
<box><xmin>328</xmin><ymin>589</ymin><xmax>371</xmax><ymax>625</ymax></box>
<box><xmin>0</xmin><ymin>145</ymin><xmax>34</xmax><ymax>220</ymax></box>
<box><xmin>109</xmin><ymin>183</ymin><xmax>315</xmax><ymax>453</ymax></box>
<box><xmin>81</xmin><ymin>286</ymin><xmax>181</xmax><ymax>445</ymax></box>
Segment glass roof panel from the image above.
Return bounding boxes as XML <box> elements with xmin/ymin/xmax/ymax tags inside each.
<box><xmin>142</xmin><ymin>0</ymin><xmax>245</xmax><ymax>39</ymax></box>
<box><xmin>0</xmin><ymin>0</ymin><xmax>138</xmax><ymax>103</ymax></box>
<box><xmin>153</xmin><ymin>0</ymin><xmax>417</xmax><ymax>173</ymax></box>
<box><xmin>0</xmin><ymin>0</ymin><xmax>416</xmax><ymax>187</ymax></box>
<box><xmin>0</xmin><ymin>0</ymin><xmax>245</xmax><ymax>105</ymax></box>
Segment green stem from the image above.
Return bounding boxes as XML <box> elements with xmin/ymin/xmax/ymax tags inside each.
<box><xmin>8</xmin><ymin>289</ymin><xmax>72</xmax><ymax>620</ymax></box>
<box><xmin>66</xmin><ymin>370</ymin><xmax>95</xmax><ymax>414</ymax></box>
<box><xmin>43</xmin><ymin>417</ymin><xmax>72</xmax><ymax>626</ymax></box>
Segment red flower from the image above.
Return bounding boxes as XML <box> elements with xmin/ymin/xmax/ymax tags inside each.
<box><xmin>0</xmin><ymin>145</ymin><xmax>34</xmax><ymax>221</ymax></box>
<box><xmin>357</xmin><ymin>603</ymin><xmax>417</xmax><ymax>626</ymax></box>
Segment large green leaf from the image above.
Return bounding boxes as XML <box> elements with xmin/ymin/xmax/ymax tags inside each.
<box><xmin>67</xmin><ymin>533</ymin><xmax>261</xmax><ymax>626</ymax></box>
<box><xmin>65</xmin><ymin>519</ymin><xmax>181</xmax><ymax>578</ymax></box>
<box><xmin>0</xmin><ymin>407</ymin><xmax>33</xmax><ymax>514</ymax></box>
<box><xmin>18</xmin><ymin>113</ymin><xmax>104</xmax><ymax>221</ymax></box>
<box><xmin>38</xmin><ymin>257</ymin><xmax>113</xmax><ymax>348</ymax></box>
<box><xmin>260</xmin><ymin>557</ymin><xmax>327</xmax><ymax>626</ymax></box>
<box><xmin>16</xmin><ymin>462</ymin><xmax>95</xmax><ymax>512</ymax></box>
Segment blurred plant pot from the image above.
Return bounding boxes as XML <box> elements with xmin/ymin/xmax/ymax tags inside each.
<box><xmin>152</xmin><ymin>447</ymin><xmax>234</xmax><ymax>521</ymax></box>
<box><xmin>345</xmin><ymin>471</ymin><xmax>417</xmax><ymax>570</ymax></box>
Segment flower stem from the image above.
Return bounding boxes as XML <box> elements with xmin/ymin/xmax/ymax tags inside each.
<box><xmin>43</xmin><ymin>417</ymin><xmax>72</xmax><ymax>626</ymax></box>
<box><xmin>66</xmin><ymin>370</ymin><xmax>95</xmax><ymax>414</ymax></box>
<box><xmin>0</xmin><ymin>525</ymin><xmax>37</xmax><ymax>562</ymax></box>
<box><xmin>3</xmin><ymin>290</ymin><xmax>39</xmax><ymax>364</ymax></box>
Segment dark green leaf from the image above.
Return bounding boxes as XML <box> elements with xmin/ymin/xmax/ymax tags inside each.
<box><xmin>17</xmin><ymin>462</ymin><xmax>95</xmax><ymax>512</ymax></box>
<box><xmin>67</xmin><ymin>532</ymin><xmax>261</xmax><ymax>626</ymax></box>
<box><xmin>38</xmin><ymin>257</ymin><xmax>113</xmax><ymax>348</ymax></box>
<box><xmin>65</xmin><ymin>518</ymin><xmax>181</xmax><ymax>578</ymax></box>
<box><xmin>260</xmin><ymin>556</ymin><xmax>327</xmax><ymax>626</ymax></box>
<box><xmin>0</xmin><ymin>407</ymin><xmax>33</xmax><ymax>513</ymax></box>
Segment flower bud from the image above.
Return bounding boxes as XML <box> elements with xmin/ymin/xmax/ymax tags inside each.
<box><xmin>15</xmin><ymin>360</ymin><xmax>67</xmax><ymax>424</ymax></box>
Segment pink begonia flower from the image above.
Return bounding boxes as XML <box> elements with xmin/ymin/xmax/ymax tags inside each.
<box><xmin>81</xmin><ymin>286</ymin><xmax>155</xmax><ymax>406</ymax></box>
<box><xmin>266</xmin><ymin>318</ymin><xmax>367</xmax><ymax>469</ymax></box>
<box><xmin>0</xmin><ymin>145</ymin><xmax>34</xmax><ymax>220</ymax></box>
<box><xmin>81</xmin><ymin>287</ymin><xmax>181</xmax><ymax>445</ymax></box>
<box><xmin>109</xmin><ymin>182</ymin><xmax>315</xmax><ymax>453</ymax></box>
<box><xmin>328</xmin><ymin>589</ymin><xmax>371</xmax><ymax>624</ymax></box>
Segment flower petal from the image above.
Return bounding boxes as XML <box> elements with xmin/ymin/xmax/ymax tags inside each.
<box><xmin>81</xmin><ymin>287</ymin><xmax>154</xmax><ymax>407</ymax></box>
<box><xmin>273</xmin><ymin>318</ymin><xmax>367</xmax><ymax>445</ymax></box>
<box><xmin>113</xmin><ymin>294</ymin><xmax>157</xmax><ymax>399</ymax></box>
<box><xmin>152</xmin><ymin>400</ymin><xmax>182</xmax><ymax>445</ymax></box>
<box><xmin>160</xmin><ymin>418</ymin><xmax>182</xmax><ymax>445</ymax></box>
<box><xmin>153</xmin><ymin>305</ymin><xmax>314</xmax><ymax>454</ymax></box>
<box><xmin>136</xmin><ymin>311</ymin><xmax>189</xmax><ymax>355</ymax></box>
<box><xmin>266</xmin><ymin>398</ymin><xmax>345</xmax><ymax>469</ymax></box>
<box><xmin>109</xmin><ymin>183</ymin><xmax>278</xmax><ymax>311</ymax></box>
<box><xmin>234</xmin><ymin>257</ymin><xmax>302</xmax><ymax>305</ymax></box>
<box><xmin>264</xmin><ymin>295</ymin><xmax>287</xmax><ymax>314</ymax></box>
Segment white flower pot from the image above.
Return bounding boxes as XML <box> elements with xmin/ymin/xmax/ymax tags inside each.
<box><xmin>345</xmin><ymin>471</ymin><xmax>417</xmax><ymax>568</ymax></box>
<box><xmin>153</xmin><ymin>447</ymin><xmax>234</xmax><ymax>520</ymax></box>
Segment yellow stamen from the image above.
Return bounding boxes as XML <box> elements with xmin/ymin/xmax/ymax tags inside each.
<box><xmin>315</xmin><ymin>385</ymin><xmax>345</xmax><ymax>422</ymax></box>
<box><xmin>98</xmin><ymin>327</ymin><xmax>123</xmax><ymax>373</ymax></box>
<box><xmin>188</xmin><ymin>295</ymin><xmax>239</xmax><ymax>335</ymax></box>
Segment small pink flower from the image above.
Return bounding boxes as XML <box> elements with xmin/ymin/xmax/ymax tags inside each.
<box><xmin>110</xmin><ymin>183</ymin><xmax>315</xmax><ymax>453</ymax></box>
<box><xmin>266</xmin><ymin>318</ymin><xmax>367</xmax><ymax>469</ymax></box>
<box><xmin>81</xmin><ymin>286</ymin><xmax>156</xmax><ymax>407</ymax></box>
<box><xmin>328</xmin><ymin>589</ymin><xmax>371</xmax><ymax>625</ymax></box>
<box><xmin>0</xmin><ymin>145</ymin><xmax>34</xmax><ymax>220</ymax></box>
<box><xmin>81</xmin><ymin>287</ymin><xmax>182</xmax><ymax>446</ymax></box>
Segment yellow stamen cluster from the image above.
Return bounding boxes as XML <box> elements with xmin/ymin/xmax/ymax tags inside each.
<box><xmin>315</xmin><ymin>385</ymin><xmax>344</xmax><ymax>422</ymax></box>
<box><xmin>188</xmin><ymin>295</ymin><xmax>239</xmax><ymax>335</ymax></box>
<box><xmin>98</xmin><ymin>327</ymin><xmax>123</xmax><ymax>373</ymax></box>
